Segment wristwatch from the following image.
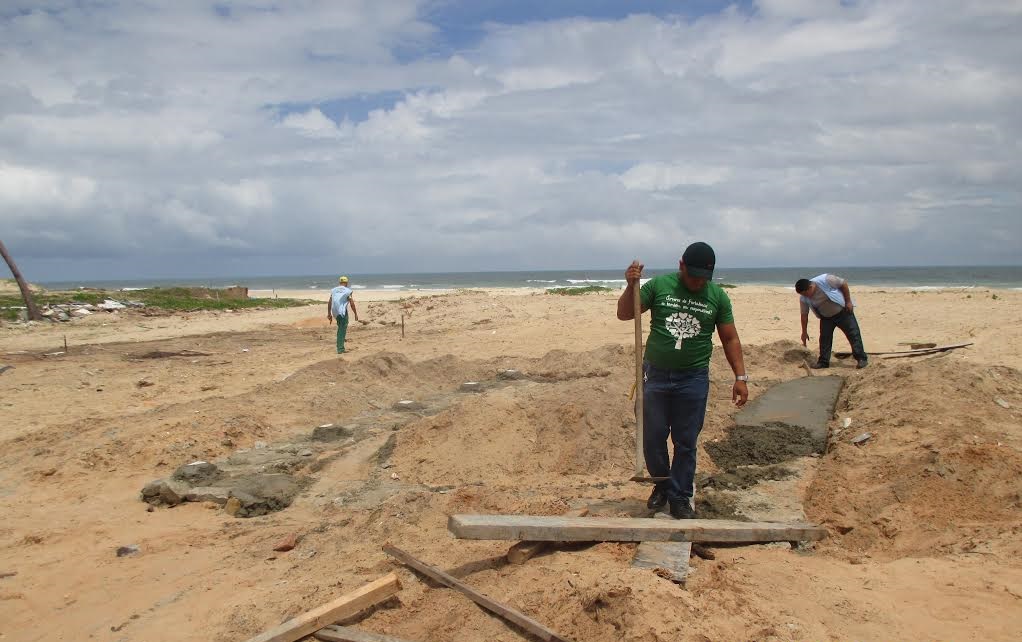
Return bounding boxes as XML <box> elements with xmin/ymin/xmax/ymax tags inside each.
<box><xmin>735</xmin><ymin>374</ymin><xmax>749</xmax><ymax>382</ymax></box>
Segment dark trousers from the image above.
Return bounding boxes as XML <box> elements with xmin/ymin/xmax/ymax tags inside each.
<box><xmin>335</xmin><ymin>314</ymin><xmax>349</xmax><ymax>353</ymax></box>
<box><xmin>642</xmin><ymin>363</ymin><xmax>709</xmax><ymax>503</ymax></box>
<box><xmin>818</xmin><ymin>309</ymin><xmax>866</xmax><ymax>365</ymax></box>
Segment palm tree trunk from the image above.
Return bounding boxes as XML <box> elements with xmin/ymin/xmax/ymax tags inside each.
<box><xmin>0</xmin><ymin>239</ymin><xmax>42</xmax><ymax>321</ymax></box>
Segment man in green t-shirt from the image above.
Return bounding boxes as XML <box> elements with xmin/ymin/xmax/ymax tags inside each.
<box><xmin>616</xmin><ymin>241</ymin><xmax>749</xmax><ymax>519</ymax></box>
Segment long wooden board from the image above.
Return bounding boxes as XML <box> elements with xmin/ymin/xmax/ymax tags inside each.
<box><xmin>449</xmin><ymin>515</ymin><xmax>827</xmax><ymax>543</ymax></box>
<box><xmin>243</xmin><ymin>573</ymin><xmax>401</xmax><ymax>642</ymax></box>
<box><xmin>314</xmin><ymin>624</ymin><xmax>418</xmax><ymax>642</ymax></box>
<box><xmin>631</xmin><ymin>513</ymin><xmax>691</xmax><ymax>583</ymax></box>
<box><xmin>382</xmin><ymin>544</ymin><xmax>573</xmax><ymax>642</ymax></box>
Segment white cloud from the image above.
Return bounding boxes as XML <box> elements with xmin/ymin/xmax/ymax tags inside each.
<box><xmin>282</xmin><ymin>108</ymin><xmax>348</xmax><ymax>139</ymax></box>
<box><xmin>0</xmin><ymin>0</ymin><xmax>1019</xmax><ymax>278</ymax></box>
<box><xmin>620</xmin><ymin>163</ymin><xmax>731</xmax><ymax>190</ymax></box>
<box><xmin>0</xmin><ymin>164</ymin><xmax>96</xmax><ymax>209</ymax></box>
<box><xmin>212</xmin><ymin>179</ymin><xmax>274</xmax><ymax>210</ymax></box>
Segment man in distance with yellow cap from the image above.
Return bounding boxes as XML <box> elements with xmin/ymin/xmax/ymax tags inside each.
<box><xmin>327</xmin><ymin>275</ymin><xmax>359</xmax><ymax>353</ymax></box>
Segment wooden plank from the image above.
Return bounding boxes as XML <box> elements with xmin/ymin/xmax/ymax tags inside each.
<box><xmin>507</xmin><ymin>507</ymin><xmax>588</xmax><ymax>564</ymax></box>
<box><xmin>449</xmin><ymin>515</ymin><xmax>827</xmax><ymax>543</ymax></box>
<box><xmin>314</xmin><ymin>624</ymin><xmax>418</xmax><ymax>642</ymax></box>
<box><xmin>835</xmin><ymin>342</ymin><xmax>972</xmax><ymax>358</ymax></box>
<box><xmin>243</xmin><ymin>573</ymin><xmax>401</xmax><ymax>642</ymax></box>
<box><xmin>631</xmin><ymin>514</ymin><xmax>691</xmax><ymax>584</ymax></box>
<box><xmin>382</xmin><ymin>544</ymin><xmax>573</xmax><ymax>642</ymax></box>
<box><xmin>882</xmin><ymin>343</ymin><xmax>974</xmax><ymax>359</ymax></box>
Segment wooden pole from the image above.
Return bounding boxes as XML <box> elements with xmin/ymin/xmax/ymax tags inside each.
<box><xmin>401</xmin><ymin>314</ymin><xmax>404</xmax><ymax>339</ymax></box>
<box><xmin>629</xmin><ymin>284</ymin><xmax>666</xmax><ymax>484</ymax></box>
<box><xmin>382</xmin><ymin>544</ymin><xmax>573</xmax><ymax>642</ymax></box>
<box><xmin>633</xmin><ymin>284</ymin><xmax>644</xmax><ymax>479</ymax></box>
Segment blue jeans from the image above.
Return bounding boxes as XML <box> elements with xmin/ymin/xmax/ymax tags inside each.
<box><xmin>643</xmin><ymin>363</ymin><xmax>710</xmax><ymax>503</ymax></box>
<box><xmin>818</xmin><ymin>309</ymin><xmax>866</xmax><ymax>365</ymax></box>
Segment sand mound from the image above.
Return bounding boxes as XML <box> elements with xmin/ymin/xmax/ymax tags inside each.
<box><xmin>808</xmin><ymin>355</ymin><xmax>1022</xmax><ymax>560</ymax></box>
<box><xmin>389</xmin><ymin>345</ymin><xmax>634</xmax><ymax>487</ymax></box>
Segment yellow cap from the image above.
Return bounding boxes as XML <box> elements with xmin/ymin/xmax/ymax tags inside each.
<box><xmin>339</xmin><ymin>276</ymin><xmax>349</xmax><ymax>283</ymax></box>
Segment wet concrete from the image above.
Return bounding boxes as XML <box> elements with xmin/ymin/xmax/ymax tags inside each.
<box><xmin>705</xmin><ymin>422</ymin><xmax>818</xmax><ymax>469</ymax></box>
<box><xmin>733</xmin><ymin>375</ymin><xmax>844</xmax><ymax>450</ymax></box>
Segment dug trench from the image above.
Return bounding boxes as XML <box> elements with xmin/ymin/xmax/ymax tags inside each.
<box><xmin>138</xmin><ymin>343</ymin><xmax>832</xmax><ymax>528</ymax></box>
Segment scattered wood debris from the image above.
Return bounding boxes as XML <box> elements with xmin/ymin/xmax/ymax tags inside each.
<box><xmin>851</xmin><ymin>432</ymin><xmax>873</xmax><ymax>445</ymax></box>
<box><xmin>129</xmin><ymin>349</ymin><xmax>213</xmax><ymax>359</ymax></box>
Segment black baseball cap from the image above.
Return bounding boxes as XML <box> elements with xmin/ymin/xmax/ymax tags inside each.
<box><xmin>682</xmin><ymin>241</ymin><xmax>715</xmax><ymax>279</ymax></box>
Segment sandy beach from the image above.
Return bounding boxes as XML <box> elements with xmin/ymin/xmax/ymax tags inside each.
<box><xmin>1</xmin><ymin>285</ymin><xmax>1020</xmax><ymax>641</ymax></box>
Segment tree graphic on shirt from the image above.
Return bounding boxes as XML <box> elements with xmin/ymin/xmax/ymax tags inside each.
<box><xmin>665</xmin><ymin>311</ymin><xmax>701</xmax><ymax>350</ymax></box>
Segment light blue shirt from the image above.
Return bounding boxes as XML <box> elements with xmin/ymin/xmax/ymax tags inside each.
<box><xmin>800</xmin><ymin>274</ymin><xmax>850</xmax><ymax>319</ymax></box>
<box><xmin>330</xmin><ymin>286</ymin><xmax>353</xmax><ymax>317</ymax></box>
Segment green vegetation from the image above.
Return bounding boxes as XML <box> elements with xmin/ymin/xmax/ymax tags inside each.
<box><xmin>719</xmin><ymin>283</ymin><xmax>737</xmax><ymax>289</ymax></box>
<box><xmin>546</xmin><ymin>285</ymin><xmax>613</xmax><ymax>295</ymax></box>
<box><xmin>129</xmin><ymin>287</ymin><xmax>313</xmax><ymax>310</ymax></box>
<box><xmin>0</xmin><ymin>287</ymin><xmax>313</xmax><ymax>321</ymax></box>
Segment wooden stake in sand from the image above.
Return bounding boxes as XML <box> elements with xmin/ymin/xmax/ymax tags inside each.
<box><xmin>242</xmin><ymin>573</ymin><xmax>401</xmax><ymax>642</ymax></box>
<box><xmin>401</xmin><ymin>314</ymin><xmax>405</xmax><ymax>339</ymax></box>
<box><xmin>382</xmin><ymin>544</ymin><xmax>573</xmax><ymax>642</ymax></box>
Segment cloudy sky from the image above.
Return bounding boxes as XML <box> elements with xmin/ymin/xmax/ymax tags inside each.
<box><xmin>1</xmin><ymin>0</ymin><xmax>1020</xmax><ymax>280</ymax></box>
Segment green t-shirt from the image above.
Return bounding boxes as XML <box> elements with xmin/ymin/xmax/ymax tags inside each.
<box><xmin>639</xmin><ymin>274</ymin><xmax>734</xmax><ymax>370</ymax></box>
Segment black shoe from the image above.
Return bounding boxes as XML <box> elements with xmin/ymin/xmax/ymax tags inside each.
<box><xmin>810</xmin><ymin>361</ymin><xmax>829</xmax><ymax>369</ymax></box>
<box><xmin>647</xmin><ymin>486</ymin><xmax>668</xmax><ymax>510</ymax></box>
<box><xmin>669</xmin><ymin>499</ymin><xmax>695</xmax><ymax>519</ymax></box>
<box><xmin>856</xmin><ymin>359</ymin><xmax>868</xmax><ymax>369</ymax></box>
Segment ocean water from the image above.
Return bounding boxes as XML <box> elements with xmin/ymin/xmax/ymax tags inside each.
<box><xmin>38</xmin><ymin>265</ymin><xmax>1022</xmax><ymax>293</ymax></box>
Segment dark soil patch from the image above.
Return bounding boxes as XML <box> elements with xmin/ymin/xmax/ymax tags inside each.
<box><xmin>705</xmin><ymin>422</ymin><xmax>816</xmax><ymax>469</ymax></box>
<box><xmin>695</xmin><ymin>491</ymin><xmax>746</xmax><ymax>520</ymax></box>
<box><xmin>697</xmin><ymin>464</ymin><xmax>796</xmax><ymax>491</ymax></box>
